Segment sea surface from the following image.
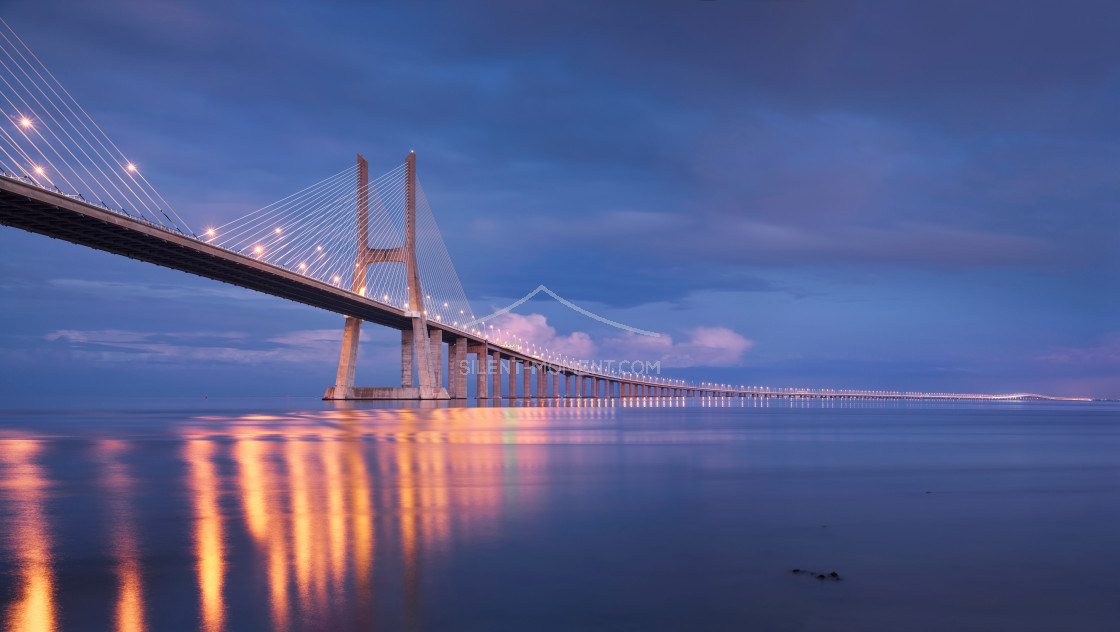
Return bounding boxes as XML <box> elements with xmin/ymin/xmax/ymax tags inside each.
<box><xmin>0</xmin><ymin>397</ymin><xmax>1117</xmax><ymax>631</ymax></box>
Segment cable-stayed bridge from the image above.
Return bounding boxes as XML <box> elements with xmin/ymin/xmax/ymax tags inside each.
<box><xmin>0</xmin><ymin>21</ymin><xmax>1081</xmax><ymax>403</ymax></box>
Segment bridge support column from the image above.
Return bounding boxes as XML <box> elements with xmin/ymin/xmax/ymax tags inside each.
<box><xmin>400</xmin><ymin>329</ymin><xmax>414</xmax><ymax>387</ymax></box>
<box><xmin>523</xmin><ymin>362</ymin><xmax>532</xmax><ymax>398</ymax></box>
<box><xmin>492</xmin><ymin>352</ymin><xmax>503</xmax><ymax>399</ymax></box>
<box><xmin>429</xmin><ymin>327</ymin><xmax>443</xmax><ymax>395</ymax></box>
<box><xmin>552</xmin><ymin>371</ymin><xmax>559</xmax><ymax>398</ymax></box>
<box><xmin>454</xmin><ymin>337</ymin><xmax>468</xmax><ymax>398</ymax></box>
<box><xmin>329</xmin><ymin>315</ymin><xmax>362</xmax><ymax>399</ymax></box>
<box><xmin>471</xmin><ymin>344</ymin><xmax>488</xmax><ymax>398</ymax></box>
<box><xmin>509</xmin><ymin>360</ymin><xmax>518</xmax><ymax>398</ymax></box>
<box><xmin>446</xmin><ymin>339</ymin><xmax>458</xmax><ymax>398</ymax></box>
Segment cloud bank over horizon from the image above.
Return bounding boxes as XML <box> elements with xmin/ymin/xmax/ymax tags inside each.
<box><xmin>490</xmin><ymin>312</ymin><xmax>755</xmax><ymax>369</ymax></box>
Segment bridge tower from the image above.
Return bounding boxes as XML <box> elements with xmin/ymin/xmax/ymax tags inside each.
<box><xmin>325</xmin><ymin>152</ymin><xmax>449</xmax><ymax>400</ymax></box>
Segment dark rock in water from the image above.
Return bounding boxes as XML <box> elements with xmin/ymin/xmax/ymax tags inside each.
<box><xmin>817</xmin><ymin>574</ymin><xmax>826</xmax><ymax>579</ymax></box>
<box><xmin>829</xmin><ymin>572</ymin><xmax>839</xmax><ymax>578</ymax></box>
<box><xmin>792</xmin><ymin>569</ymin><xmax>801</xmax><ymax>574</ymax></box>
<box><xmin>926</xmin><ymin>491</ymin><xmax>933</xmax><ymax>494</ymax></box>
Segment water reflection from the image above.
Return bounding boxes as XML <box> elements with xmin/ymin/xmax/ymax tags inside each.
<box><xmin>1</xmin><ymin>402</ymin><xmax>1116</xmax><ymax>631</ymax></box>
<box><xmin>97</xmin><ymin>440</ymin><xmax>146</xmax><ymax>632</ymax></box>
<box><xmin>186</xmin><ymin>439</ymin><xmax>225</xmax><ymax>632</ymax></box>
<box><xmin>0</xmin><ymin>436</ymin><xmax>55</xmax><ymax>632</ymax></box>
<box><xmin>0</xmin><ymin>398</ymin><xmax>780</xmax><ymax>632</ymax></box>
<box><xmin>0</xmin><ymin>400</ymin><xmax>973</xmax><ymax>631</ymax></box>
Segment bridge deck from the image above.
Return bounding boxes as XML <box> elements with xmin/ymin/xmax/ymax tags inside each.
<box><xmin>0</xmin><ymin>176</ymin><xmax>415</xmax><ymax>331</ymax></box>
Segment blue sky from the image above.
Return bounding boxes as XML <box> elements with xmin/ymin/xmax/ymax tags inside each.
<box><xmin>1</xmin><ymin>0</ymin><xmax>1117</xmax><ymax>400</ymax></box>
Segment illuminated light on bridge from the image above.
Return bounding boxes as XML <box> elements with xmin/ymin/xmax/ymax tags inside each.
<box><xmin>126</xmin><ymin>163</ymin><xmax>136</xmax><ymax>172</ymax></box>
<box><xmin>19</xmin><ymin>116</ymin><xmax>31</xmax><ymax>127</ymax></box>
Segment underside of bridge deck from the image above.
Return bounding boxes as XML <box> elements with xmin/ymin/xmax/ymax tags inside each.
<box><xmin>0</xmin><ymin>178</ymin><xmax>412</xmax><ymax>331</ymax></box>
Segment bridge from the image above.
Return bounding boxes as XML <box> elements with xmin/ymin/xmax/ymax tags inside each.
<box><xmin>0</xmin><ymin>165</ymin><xmax>1079</xmax><ymax>404</ymax></box>
<box><xmin>0</xmin><ymin>21</ymin><xmax>1082</xmax><ymax>404</ymax></box>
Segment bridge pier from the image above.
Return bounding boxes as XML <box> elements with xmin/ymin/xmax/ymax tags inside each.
<box><xmin>491</xmin><ymin>351</ymin><xmax>502</xmax><ymax>399</ymax></box>
<box><xmin>471</xmin><ymin>343</ymin><xmax>488</xmax><ymax>398</ymax></box>
<box><xmin>446</xmin><ymin>338</ymin><xmax>457</xmax><ymax>398</ymax></box>
<box><xmin>430</xmin><ymin>327</ymin><xmax>443</xmax><ymax>396</ymax></box>
<box><xmin>324</xmin><ymin>153</ymin><xmax>450</xmax><ymax>400</ymax></box>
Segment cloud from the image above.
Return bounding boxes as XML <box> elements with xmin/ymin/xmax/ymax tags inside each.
<box><xmin>488</xmin><ymin>313</ymin><xmax>596</xmax><ymax>359</ymax></box>
<box><xmin>42</xmin><ymin>328</ymin><xmax>368</xmax><ymax>365</ymax></box>
<box><xmin>489</xmin><ymin>313</ymin><xmax>752</xmax><ymax>368</ymax></box>
<box><xmin>43</xmin><ymin>279</ymin><xmax>292</xmax><ymax>305</ymax></box>
<box><xmin>528</xmin><ymin>212</ymin><xmax>1047</xmax><ymax>269</ymax></box>
<box><xmin>1040</xmin><ymin>333</ymin><xmax>1120</xmax><ymax>367</ymax></box>
<box><xmin>602</xmin><ymin>327</ymin><xmax>754</xmax><ymax>368</ymax></box>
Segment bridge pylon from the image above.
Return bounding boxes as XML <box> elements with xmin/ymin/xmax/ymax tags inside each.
<box><xmin>324</xmin><ymin>152</ymin><xmax>449</xmax><ymax>400</ymax></box>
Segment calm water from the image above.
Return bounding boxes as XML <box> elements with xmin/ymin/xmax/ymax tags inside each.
<box><xmin>0</xmin><ymin>398</ymin><xmax>1117</xmax><ymax>631</ymax></box>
